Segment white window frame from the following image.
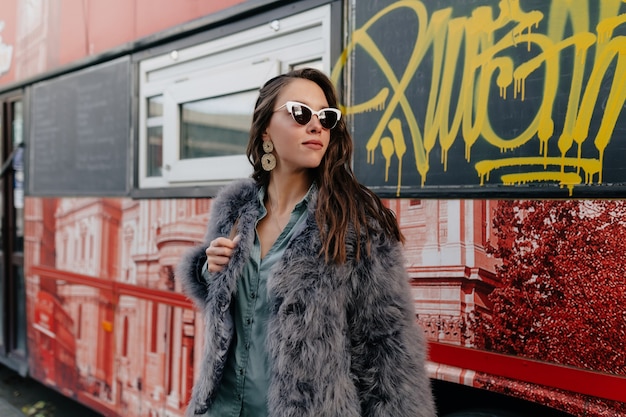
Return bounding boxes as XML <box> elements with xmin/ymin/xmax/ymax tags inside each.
<box><xmin>138</xmin><ymin>5</ymin><xmax>333</xmax><ymax>189</ymax></box>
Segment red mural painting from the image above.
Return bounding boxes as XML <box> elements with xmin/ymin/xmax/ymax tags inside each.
<box><xmin>476</xmin><ymin>200</ymin><xmax>626</xmax><ymax>375</ymax></box>
<box><xmin>471</xmin><ymin>199</ymin><xmax>626</xmax><ymax>415</ymax></box>
<box><xmin>25</xmin><ymin>196</ymin><xmax>209</xmax><ymax>417</ymax></box>
<box><xmin>22</xmin><ymin>195</ymin><xmax>626</xmax><ymax>416</ymax></box>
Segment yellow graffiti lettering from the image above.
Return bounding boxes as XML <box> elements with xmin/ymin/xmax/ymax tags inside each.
<box><xmin>332</xmin><ymin>0</ymin><xmax>626</xmax><ymax>196</ymax></box>
<box><xmin>501</xmin><ymin>172</ymin><xmax>581</xmax><ymax>195</ymax></box>
<box><xmin>475</xmin><ymin>156</ymin><xmax>602</xmax><ymax>184</ymax></box>
<box><xmin>381</xmin><ymin>136</ymin><xmax>394</xmax><ymax>182</ymax></box>
<box><xmin>332</xmin><ymin>0</ymin><xmax>437</xmax><ymax>185</ymax></box>
<box><xmin>388</xmin><ymin>118</ymin><xmax>406</xmax><ymax>195</ymax></box>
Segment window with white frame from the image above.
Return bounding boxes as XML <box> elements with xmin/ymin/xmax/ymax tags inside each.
<box><xmin>138</xmin><ymin>5</ymin><xmax>332</xmax><ymax>188</ymax></box>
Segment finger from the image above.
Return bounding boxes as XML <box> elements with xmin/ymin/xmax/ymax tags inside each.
<box><xmin>208</xmin><ymin>263</ymin><xmax>225</xmax><ymax>273</ymax></box>
<box><xmin>205</xmin><ymin>235</ymin><xmax>240</xmax><ymax>272</ymax></box>
<box><xmin>207</xmin><ymin>255</ymin><xmax>231</xmax><ymax>272</ymax></box>
<box><xmin>208</xmin><ymin>253</ymin><xmax>229</xmax><ymax>263</ymax></box>
<box><xmin>216</xmin><ymin>236</ymin><xmax>239</xmax><ymax>249</ymax></box>
<box><xmin>206</xmin><ymin>245</ymin><xmax>234</xmax><ymax>258</ymax></box>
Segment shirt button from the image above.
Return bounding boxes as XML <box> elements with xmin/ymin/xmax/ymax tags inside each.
<box><xmin>245</xmin><ymin>342</ymin><xmax>250</xmax><ymax>350</ymax></box>
<box><xmin>246</xmin><ymin>318</ymin><xmax>251</xmax><ymax>325</ymax></box>
<box><xmin>239</xmin><ymin>367</ymin><xmax>244</xmax><ymax>375</ymax></box>
<box><xmin>237</xmin><ymin>393</ymin><xmax>242</xmax><ymax>401</ymax></box>
<box><xmin>250</xmin><ymin>292</ymin><xmax>256</xmax><ymax>299</ymax></box>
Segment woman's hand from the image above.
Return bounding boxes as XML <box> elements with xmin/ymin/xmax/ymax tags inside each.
<box><xmin>206</xmin><ymin>235</ymin><xmax>240</xmax><ymax>272</ymax></box>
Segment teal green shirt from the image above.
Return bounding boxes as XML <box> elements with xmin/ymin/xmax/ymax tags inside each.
<box><xmin>204</xmin><ymin>185</ymin><xmax>313</xmax><ymax>417</ymax></box>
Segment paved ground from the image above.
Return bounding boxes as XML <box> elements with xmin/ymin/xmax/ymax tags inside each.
<box><xmin>0</xmin><ymin>395</ymin><xmax>22</xmax><ymax>417</ymax></box>
<box><xmin>0</xmin><ymin>364</ymin><xmax>103</xmax><ymax>417</ymax></box>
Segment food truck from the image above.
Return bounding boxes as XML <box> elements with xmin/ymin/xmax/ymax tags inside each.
<box><xmin>0</xmin><ymin>1</ymin><xmax>624</xmax><ymax>415</ymax></box>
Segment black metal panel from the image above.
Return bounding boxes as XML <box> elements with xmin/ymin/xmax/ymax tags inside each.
<box><xmin>27</xmin><ymin>57</ymin><xmax>131</xmax><ymax>196</ymax></box>
<box><xmin>340</xmin><ymin>0</ymin><xmax>626</xmax><ymax>198</ymax></box>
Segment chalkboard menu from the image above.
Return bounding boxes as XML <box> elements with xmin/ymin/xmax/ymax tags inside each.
<box><xmin>28</xmin><ymin>57</ymin><xmax>130</xmax><ymax>196</ymax></box>
<box><xmin>337</xmin><ymin>0</ymin><xmax>626</xmax><ymax>198</ymax></box>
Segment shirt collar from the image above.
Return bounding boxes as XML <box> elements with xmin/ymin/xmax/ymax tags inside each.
<box><xmin>258</xmin><ymin>181</ymin><xmax>316</xmax><ymax>211</ymax></box>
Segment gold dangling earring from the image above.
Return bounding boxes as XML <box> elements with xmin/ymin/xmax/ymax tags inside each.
<box><xmin>261</xmin><ymin>140</ymin><xmax>276</xmax><ymax>171</ymax></box>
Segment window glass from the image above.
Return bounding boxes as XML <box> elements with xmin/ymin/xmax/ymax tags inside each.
<box><xmin>9</xmin><ymin>99</ymin><xmax>26</xmax><ymax>356</ymax></box>
<box><xmin>147</xmin><ymin>126</ymin><xmax>163</xmax><ymax>177</ymax></box>
<box><xmin>180</xmin><ymin>90</ymin><xmax>255</xmax><ymax>159</ymax></box>
<box><xmin>148</xmin><ymin>95</ymin><xmax>163</xmax><ymax>117</ymax></box>
<box><xmin>12</xmin><ymin>100</ymin><xmax>24</xmax><ymax>251</ymax></box>
<box><xmin>146</xmin><ymin>96</ymin><xmax>163</xmax><ymax>177</ymax></box>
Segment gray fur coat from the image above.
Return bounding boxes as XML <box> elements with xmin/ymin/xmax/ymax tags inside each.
<box><xmin>177</xmin><ymin>179</ymin><xmax>436</xmax><ymax>417</ymax></box>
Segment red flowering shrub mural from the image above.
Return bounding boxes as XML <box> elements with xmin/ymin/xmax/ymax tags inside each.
<box><xmin>473</xmin><ymin>200</ymin><xmax>626</xmax><ymax>376</ymax></box>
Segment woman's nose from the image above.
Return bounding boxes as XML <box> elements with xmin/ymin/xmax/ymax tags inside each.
<box><xmin>307</xmin><ymin>114</ymin><xmax>323</xmax><ymax>132</ymax></box>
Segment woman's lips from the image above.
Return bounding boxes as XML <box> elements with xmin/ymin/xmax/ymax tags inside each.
<box><xmin>303</xmin><ymin>140</ymin><xmax>323</xmax><ymax>150</ymax></box>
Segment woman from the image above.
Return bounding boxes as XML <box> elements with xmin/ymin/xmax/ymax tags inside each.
<box><xmin>177</xmin><ymin>68</ymin><xmax>436</xmax><ymax>417</ymax></box>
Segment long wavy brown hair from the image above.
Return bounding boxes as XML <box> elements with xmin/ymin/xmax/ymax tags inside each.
<box><xmin>246</xmin><ymin>68</ymin><xmax>404</xmax><ymax>264</ymax></box>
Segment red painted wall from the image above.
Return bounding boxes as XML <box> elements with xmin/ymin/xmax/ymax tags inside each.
<box><xmin>0</xmin><ymin>0</ymin><xmax>246</xmax><ymax>87</ymax></box>
<box><xmin>0</xmin><ymin>0</ymin><xmax>17</xmax><ymax>83</ymax></box>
